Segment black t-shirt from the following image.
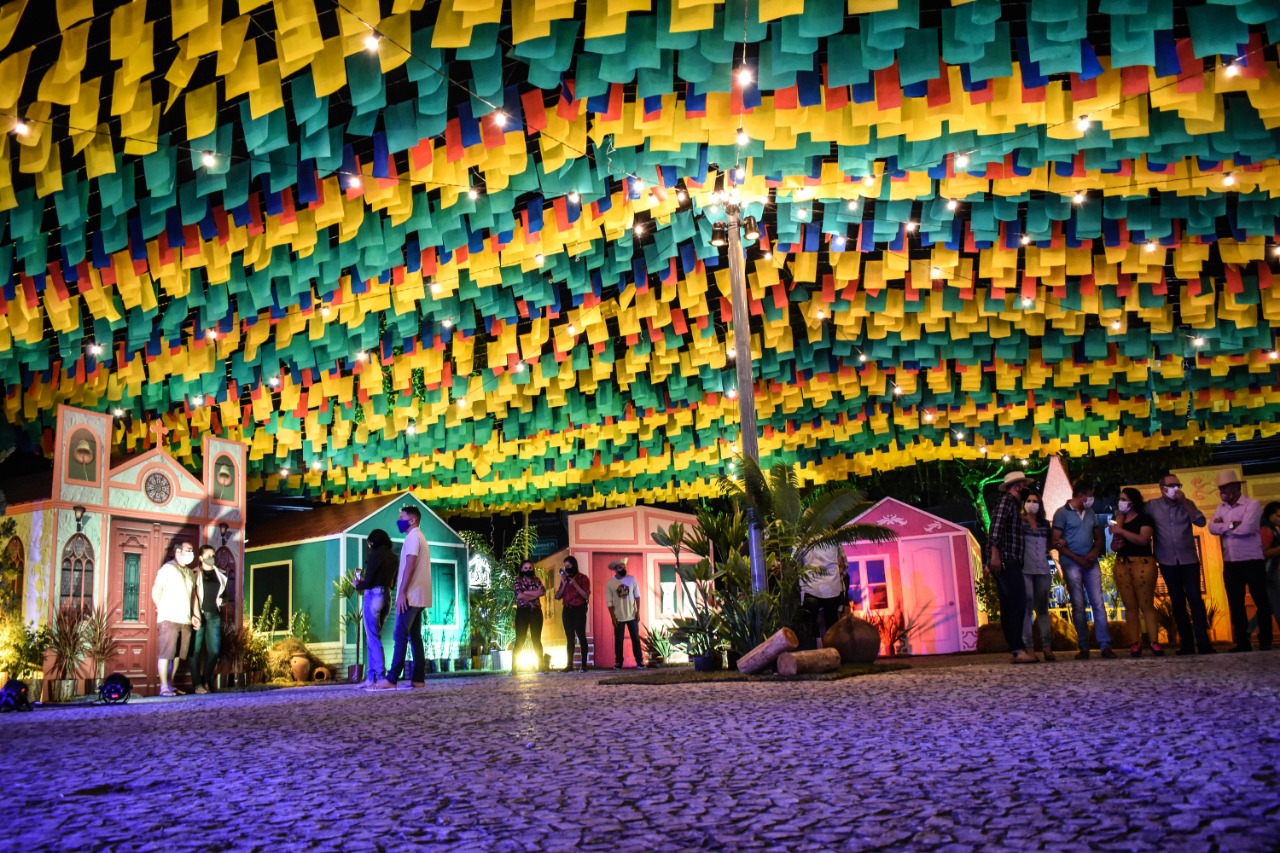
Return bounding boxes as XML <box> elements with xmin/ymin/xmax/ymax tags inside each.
<box><xmin>201</xmin><ymin>570</ymin><xmax>220</xmax><ymax>613</ymax></box>
<box><xmin>1114</xmin><ymin>512</ymin><xmax>1154</xmax><ymax>558</ymax></box>
<box><xmin>358</xmin><ymin>546</ymin><xmax>398</xmax><ymax>590</ymax></box>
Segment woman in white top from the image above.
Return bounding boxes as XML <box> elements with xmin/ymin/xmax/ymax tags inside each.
<box><xmin>800</xmin><ymin>543</ymin><xmax>849</xmax><ymax>648</ymax></box>
<box><xmin>1021</xmin><ymin>491</ymin><xmax>1055</xmax><ymax>661</ymax></box>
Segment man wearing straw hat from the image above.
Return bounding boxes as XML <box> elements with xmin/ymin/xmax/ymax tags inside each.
<box><xmin>986</xmin><ymin>471</ymin><xmax>1039</xmax><ymax>664</ymax></box>
<box><xmin>1208</xmin><ymin>470</ymin><xmax>1274</xmax><ymax>652</ymax></box>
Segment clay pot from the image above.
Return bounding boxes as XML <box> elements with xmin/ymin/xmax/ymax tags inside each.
<box><xmin>823</xmin><ymin>614</ymin><xmax>881</xmax><ymax>665</ymax></box>
<box><xmin>290</xmin><ymin>653</ymin><xmax>312</xmax><ymax>683</ymax></box>
<box><xmin>312</xmin><ymin>666</ymin><xmax>331</xmax><ymax>683</ymax></box>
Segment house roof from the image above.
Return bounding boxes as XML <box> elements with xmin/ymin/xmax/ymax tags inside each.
<box><xmin>245</xmin><ymin>492</ymin><xmax>403</xmax><ymax>549</ymax></box>
<box><xmin>851</xmin><ymin>497</ymin><xmax>973</xmax><ymax>540</ymax></box>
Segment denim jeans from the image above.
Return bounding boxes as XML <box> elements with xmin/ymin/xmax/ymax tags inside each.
<box><xmin>1022</xmin><ymin>574</ymin><xmax>1052</xmax><ymax>652</ymax></box>
<box><xmin>1159</xmin><ymin>562</ymin><xmax>1213</xmax><ymax>653</ymax></box>
<box><xmin>386</xmin><ymin>605</ymin><xmax>425</xmax><ymax>684</ymax></box>
<box><xmin>1061</xmin><ymin>559</ymin><xmax>1110</xmax><ymax>651</ymax></box>
<box><xmin>562</xmin><ymin>604</ymin><xmax>589</xmax><ymax>668</ymax></box>
<box><xmin>192</xmin><ymin>611</ymin><xmax>221</xmax><ymax>689</ymax></box>
<box><xmin>992</xmin><ymin>567</ymin><xmax>1027</xmax><ymax>653</ymax></box>
<box><xmin>362</xmin><ymin>587</ymin><xmax>391</xmax><ymax>684</ymax></box>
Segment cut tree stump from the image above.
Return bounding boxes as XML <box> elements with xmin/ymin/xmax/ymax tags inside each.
<box><xmin>776</xmin><ymin>647</ymin><xmax>841</xmax><ymax>676</ymax></box>
<box><xmin>736</xmin><ymin>628</ymin><xmax>799</xmax><ymax>674</ymax></box>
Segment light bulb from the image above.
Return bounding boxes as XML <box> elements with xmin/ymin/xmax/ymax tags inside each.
<box><xmin>924</xmin><ymin>412</ymin><xmax>933</xmax><ymax>422</ymax></box>
<box><xmin>858</xmin><ymin>353</ymin><xmax>868</xmax><ymax>363</ymax></box>
<box><xmin>406</xmin><ymin>423</ymin><xmax>416</xmax><ymax>436</ymax></box>
<box><xmin>1076</xmin><ymin>115</ymin><xmax>1091</xmax><ymax>131</ymax></box>
<box><xmin>905</xmin><ymin>221</ymin><xmax>917</xmax><ymax>232</ymax></box>
<box><xmin>709</xmin><ymin>204</ymin><xmax>719</xmax><ymax>214</ymax></box>
<box><xmin>346</xmin><ymin>174</ymin><xmax>362</xmax><ymax>190</ymax></box>
<box><xmin>113</xmin><ymin>408</ymin><xmax>124</xmax><ymax>417</ymax></box>
<box><xmin>457</xmin><ymin>398</ymin><xmax>467</xmax><ymax>407</ymax></box>
<box><xmin>515</xmin><ymin>362</ymin><xmax>526</xmax><ymax>373</ymax></box>
<box><xmin>364</xmin><ymin>32</ymin><xmax>380</xmax><ymax>51</ymax></box>
<box><xmin>534</xmin><ymin>252</ymin><xmax>545</xmax><ymax>265</ymax></box>
<box><xmin>763</xmin><ymin>251</ymin><xmax>772</xmax><ymax>260</ymax></box>
<box><xmin>737</xmin><ymin>67</ymin><xmax>752</xmax><ymax>85</ymax></box>
<box><xmin>1002</xmin><ymin>455</ymin><xmax>1010</xmax><ymax>462</ymax></box>
<box><xmin>946</xmin><ymin>199</ymin><xmax>958</xmax><ymax>211</ymax></box>
<box><xmin>280</xmin><ymin>468</ymin><xmax>290</xmax><ymax>477</ymax></box>
<box><xmin>726</xmin><ymin>388</ymin><xmax>737</xmax><ymax>399</ymax></box>
<box><xmin>847</xmin><ymin>200</ymin><xmax>857</xmax><ymax>211</ymax></box>
<box><xmin>1270</xmin><ymin>351</ymin><xmax>1279</xmax><ymax>360</ymax></box>
<box><xmin>816</xmin><ymin>310</ymin><xmax>826</xmax><ymax>320</ymax></box>
<box><xmin>201</xmin><ymin>151</ymin><xmax>217</xmax><ymax>168</ymax></box>
<box><xmin>442</xmin><ymin>319</ymin><xmax>453</xmax><ymax>328</ymax></box>
<box><xmin>1225</xmin><ymin>63</ymin><xmax>1240</xmax><ymax>78</ymax></box>
<box><xmin>734</xmin><ymin>166</ymin><xmax>745</xmax><ymax>180</ymax></box>
<box><xmin>931</xmin><ymin>266</ymin><xmax>941</xmax><ymax>278</ymax></box>
<box><xmin>677</xmin><ymin>190</ymin><xmax>687</xmax><ymax>202</ymax></box>
<box><xmin>1021</xmin><ymin>458</ymin><xmax>1029</xmax><ymax>467</ymax></box>
<box><xmin>206</xmin><ymin>330</ymin><xmax>218</xmax><ymax>340</ymax></box>
<box><xmin>632</xmin><ymin>178</ymin><xmax>645</xmax><ymax>191</ymax></box>
<box><xmin>568</xmin><ymin>191</ymin><xmax>580</xmax><ymax>204</ymax></box>
<box><xmin>1273</xmin><ymin>245</ymin><xmax>1280</xmax><ymax>257</ymax></box>
<box><xmin>634</xmin><ymin>223</ymin><xmax>644</xmax><ymax>236</ymax></box>
<box><xmin>269</xmin><ymin>376</ymin><xmax>280</xmax><ymax>387</ymax></box>
<box><xmin>955</xmin><ymin>431</ymin><xmax>965</xmax><ymax>439</ymax></box>
<box><xmin>1223</xmin><ymin>173</ymin><xmax>1237</xmax><ymax>187</ymax></box>
<box><xmin>893</xmin><ymin>386</ymin><xmax>903</xmax><ymax>396</ymax></box>
<box><xmin>1146</xmin><ymin>240</ymin><xmax>1158</xmax><ymax>252</ymax></box>
<box><xmin>493</xmin><ymin>112</ymin><xmax>507</xmax><ymax>127</ymax></box>
<box><xmin>431</xmin><ymin>282</ymin><xmax>442</xmax><ymax>295</ymax></box>
<box><xmin>13</xmin><ymin>120</ymin><xmax>29</xmax><ymax>136</ymax></box>
<box><xmin>727</xmin><ymin>347</ymin><xmax>736</xmax><ymax>360</ymax></box>
<box><xmin>979</xmin><ymin>446</ymin><xmax>987</xmax><ymax>454</ymax></box>
<box><xmin>862</xmin><ymin>174</ymin><xmax>875</xmax><ymax>187</ymax></box>
<box><xmin>1192</xmin><ymin>336</ymin><xmax>1205</xmax><ymax>347</ymax></box>
<box><xmin>356</xmin><ymin>351</ymin><xmax>368</xmax><ymax>362</ymax></box>
<box><xmin>736</xmin><ymin>128</ymin><xmax>749</xmax><ymax>146</ymax></box>
<box><xmin>1072</xmin><ymin>191</ymin><xmax>1085</xmax><ymax>204</ymax></box>
<box><xmin>796</xmin><ymin>208</ymin><xmax>807</xmax><ymax>220</ymax></box>
<box><xmin>321</xmin><ymin>305</ymin><xmax>331</xmax><ymax>317</ymax></box>
<box><xmin>955</xmin><ymin>153</ymin><xmax>970</xmax><ymax>168</ymax></box>
<box><xmin>313</xmin><ymin>460</ymin><xmax>323</xmax><ymax>470</ymax></box>
<box><xmin>1022</xmin><ymin>297</ymin><xmax>1033</xmax><ymax>307</ymax></box>
<box><xmin>1111</xmin><ymin>320</ymin><xmax>1121</xmax><ymax>330</ymax></box>
<box><xmin>567</xmin><ymin>324</ymin><xmax>576</xmax><ymax>334</ymax></box>
<box><xmin>87</xmin><ymin>343</ymin><xmax>103</xmax><ymax>356</ymax></box>
<box><xmin>192</xmin><ymin>395</ymin><xmax>204</xmax><ymax>407</ymax></box>
<box><xmin>1021</xmin><ymin>234</ymin><xmax>1031</xmax><ymax>246</ymax></box>
<box><xmin>468</xmin><ymin>187</ymin><xmax>479</xmax><ymax>199</ymax></box>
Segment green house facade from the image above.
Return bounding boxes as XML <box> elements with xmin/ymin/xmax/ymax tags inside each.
<box><xmin>244</xmin><ymin>493</ymin><xmax>468</xmax><ymax>671</ymax></box>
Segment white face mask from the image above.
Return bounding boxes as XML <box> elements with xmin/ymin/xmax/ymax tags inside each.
<box><xmin>1117</xmin><ymin>500</ymin><xmax>1131</xmax><ymax>513</ymax></box>
<box><xmin>176</xmin><ymin>551</ymin><xmax>194</xmax><ymax>566</ymax></box>
<box><xmin>1082</xmin><ymin>497</ymin><xmax>1095</xmax><ymax>509</ymax></box>
<box><xmin>1024</xmin><ymin>501</ymin><xmax>1040</xmax><ymax>514</ymax></box>
<box><xmin>1163</xmin><ymin>486</ymin><xmax>1180</xmax><ymax>499</ymax></box>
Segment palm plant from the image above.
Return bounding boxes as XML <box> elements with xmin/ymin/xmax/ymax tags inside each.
<box><xmin>49</xmin><ymin>606</ymin><xmax>88</xmax><ymax>681</ymax></box>
<box><xmin>720</xmin><ymin>455</ymin><xmax>896</xmax><ymax>644</ymax></box>
<box><xmin>82</xmin><ymin>606</ymin><xmax>121</xmax><ymax>682</ymax></box>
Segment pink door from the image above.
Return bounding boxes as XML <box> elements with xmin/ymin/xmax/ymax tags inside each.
<box><xmin>590</xmin><ymin>552</ymin><xmax>643</xmax><ymax>668</ymax></box>
<box><xmin>899</xmin><ymin>538</ymin><xmax>960</xmax><ymax>654</ymax></box>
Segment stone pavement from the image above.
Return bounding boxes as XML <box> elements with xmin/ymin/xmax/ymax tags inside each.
<box><xmin>2</xmin><ymin>652</ymin><xmax>1278</xmax><ymax>852</ymax></box>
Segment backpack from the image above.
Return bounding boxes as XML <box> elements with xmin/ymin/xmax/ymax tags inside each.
<box><xmin>0</xmin><ymin>679</ymin><xmax>33</xmax><ymax>712</ymax></box>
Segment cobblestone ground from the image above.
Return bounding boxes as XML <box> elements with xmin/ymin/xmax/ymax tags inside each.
<box><xmin>2</xmin><ymin>652</ymin><xmax>1278</xmax><ymax>852</ymax></box>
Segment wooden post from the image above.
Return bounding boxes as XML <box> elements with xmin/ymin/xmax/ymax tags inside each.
<box><xmin>776</xmin><ymin>648</ymin><xmax>841</xmax><ymax>676</ymax></box>
<box><xmin>736</xmin><ymin>628</ymin><xmax>799</xmax><ymax>673</ymax></box>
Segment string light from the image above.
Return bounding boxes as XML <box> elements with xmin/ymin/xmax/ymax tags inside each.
<box><xmin>313</xmin><ymin>460</ymin><xmax>323</xmax><ymax>470</ymax></box>
<box><xmin>726</xmin><ymin>388</ymin><xmax>738</xmax><ymax>399</ymax></box>
<box><xmin>1022</xmin><ymin>297</ymin><xmax>1034</xmax><ymax>307</ymax></box>
<box><xmin>356</xmin><ymin>351</ymin><xmax>368</xmax><ymax>361</ymax></box>
<box><xmin>567</xmin><ymin>324</ymin><xmax>576</xmax><ymax>334</ymax></box>
<box><xmin>12</xmin><ymin>120</ymin><xmax>28</xmax><ymax>136</ymax></box>
<box><xmin>923</xmin><ymin>412</ymin><xmax>934</xmax><ymax>422</ymax></box>
<box><xmin>534</xmin><ymin>253</ymin><xmax>544</xmax><ymax>265</ymax></box>
<box><xmin>112</xmin><ymin>408</ymin><xmax>124</xmax><ymax>417</ymax></box>
<box><xmin>468</xmin><ymin>187</ymin><xmax>480</xmax><ymax>199</ymax></box>
<box><xmin>1002</xmin><ymin>455</ymin><xmax>1010</xmax><ymax>462</ymax></box>
<box><xmin>930</xmin><ymin>266</ymin><xmax>942</xmax><ymax>278</ymax></box>
<box><xmin>946</xmin><ymin>199</ymin><xmax>958</xmax><ymax>211</ymax></box>
<box><xmin>406</xmin><ymin>423</ymin><xmax>416</xmax><ymax>435</ymax></box>
<box><xmin>191</xmin><ymin>395</ymin><xmax>204</xmax><ymax>407</ymax></box>
<box><xmin>442</xmin><ymin>319</ymin><xmax>453</xmax><ymax>328</ymax></box>
<box><xmin>955</xmin><ymin>430</ymin><xmax>965</xmax><ymax>439</ymax></box>
<box><xmin>457</xmin><ymin>398</ymin><xmax>467</xmax><ymax>407</ymax></box>
<box><xmin>632</xmin><ymin>177</ymin><xmax>645</xmax><ymax>191</ymax></box>
<box><xmin>1223</xmin><ymin>172</ymin><xmax>1237</xmax><ymax>187</ymax></box>
<box><xmin>1145</xmin><ymin>240</ymin><xmax>1159</xmax><ymax>252</ymax></box>
<box><xmin>1076</xmin><ymin>115</ymin><xmax>1091</xmax><ymax>131</ymax></box>
<box><xmin>345</xmin><ymin>174</ymin><xmax>362</xmax><ymax>190</ymax></box>
<box><xmin>1273</xmin><ymin>245</ymin><xmax>1280</xmax><ymax>257</ymax></box>
<box><xmin>431</xmin><ymin>282</ymin><xmax>442</xmax><ymax>295</ymax></box>
<box><xmin>280</xmin><ymin>468</ymin><xmax>290</xmax><ymax>477</ymax></box>
<box><xmin>762</xmin><ymin>251</ymin><xmax>772</xmax><ymax>260</ymax></box>
<box><xmin>1111</xmin><ymin>320</ymin><xmax>1122</xmax><ymax>330</ymax></box>
<box><xmin>904</xmin><ymin>221</ymin><xmax>917</xmax><ymax>232</ymax></box>
<box><xmin>321</xmin><ymin>305</ymin><xmax>331</xmax><ymax>317</ymax></box>
<box><xmin>1021</xmin><ymin>234</ymin><xmax>1031</xmax><ymax>246</ymax></box>
<box><xmin>796</xmin><ymin>208</ymin><xmax>808</xmax><ymax>220</ymax></box>
<box><xmin>268</xmin><ymin>376</ymin><xmax>280</xmax><ymax>388</ymax></box>
<box><xmin>954</xmin><ymin>153</ymin><xmax>970</xmax><ymax>168</ymax></box>
<box><xmin>1192</xmin><ymin>336</ymin><xmax>1205</xmax><ymax>347</ymax></box>
<box><xmin>1021</xmin><ymin>459</ymin><xmax>1029</xmax><ymax>467</ymax></box>
<box><xmin>816</xmin><ymin>310</ymin><xmax>826</xmax><ymax>320</ymax></box>
<box><xmin>87</xmin><ymin>343</ymin><xmax>102</xmax><ymax>356</ymax></box>
<box><xmin>736</xmin><ymin>127</ymin><xmax>749</xmax><ymax>146</ymax></box>
<box><xmin>1072</xmin><ymin>191</ymin><xmax>1086</xmax><ymax>204</ymax></box>
<box><xmin>1225</xmin><ymin>62</ymin><xmax>1240</xmax><ymax>78</ymax></box>
<box><xmin>206</xmin><ymin>330</ymin><xmax>218</xmax><ymax>340</ymax></box>
<box><xmin>734</xmin><ymin>166</ymin><xmax>745</xmax><ymax>180</ymax></box>
<box><xmin>737</xmin><ymin>67</ymin><xmax>752</xmax><ymax>85</ymax></box>
<box><xmin>862</xmin><ymin>174</ymin><xmax>875</xmax><ymax>186</ymax></box>
<box><xmin>567</xmin><ymin>191</ymin><xmax>580</xmax><ymax>204</ymax></box>
<box><xmin>364</xmin><ymin>32</ymin><xmax>380</xmax><ymax>51</ymax></box>
<box><xmin>858</xmin><ymin>353</ymin><xmax>868</xmax><ymax>363</ymax></box>
<box><xmin>676</xmin><ymin>190</ymin><xmax>688</xmax><ymax>202</ymax></box>
<box><xmin>979</xmin><ymin>446</ymin><xmax>987</xmax><ymax>454</ymax></box>
<box><xmin>493</xmin><ymin>112</ymin><xmax>507</xmax><ymax>127</ymax></box>
<box><xmin>633</xmin><ymin>223</ymin><xmax>645</xmax><ymax>236</ymax></box>
<box><xmin>847</xmin><ymin>200</ymin><xmax>858</xmax><ymax>211</ymax></box>
<box><xmin>727</xmin><ymin>347</ymin><xmax>736</xmax><ymax>360</ymax></box>
<box><xmin>515</xmin><ymin>361</ymin><xmax>526</xmax><ymax>373</ymax></box>
<box><xmin>201</xmin><ymin>151</ymin><xmax>217</xmax><ymax>168</ymax></box>
<box><xmin>893</xmin><ymin>385</ymin><xmax>903</xmax><ymax>396</ymax></box>
<box><xmin>1270</xmin><ymin>351</ymin><xmax>1279</xmax><ymax>360</ymax></box>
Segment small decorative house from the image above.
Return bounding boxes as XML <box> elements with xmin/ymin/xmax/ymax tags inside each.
<box><xmin>244</xmin><ymin>492</ymin><xmax>468</xmax><ymax>672</ymax></box>
<box><xmin>567</xmin><ymin>506</ymin><xmax>700</xmax><ymax>668</ymax></box>
<box><xmin>844</xmin><ymin>498</ymin><xmax>982</xmax><ymax>654</ymax></box>
<box><xmin>4</xmin><ymin>404</ymin><xmax>246</xmax><ymax>696</ymax></box>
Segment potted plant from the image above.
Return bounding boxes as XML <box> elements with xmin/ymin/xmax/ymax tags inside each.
<box><xmin>82</xmin><ymin>606</ymin><xmax>120</xmax><ymax>694</ymax></box>
<box><xmin>48</xmin><ymin>606</ymin><xmax>88</xmax><ymax>702</ymax></box>
<box><xmin>219</xmin><ymin>618</ymin><xmax>247</xmax><ymax>688</ymax></box>
<box><xmin>654</xmin><ymin>522</ymin><xmax>724</xmax><ymax>670</ymax></box>
<box><xmin>333</xmin><ymin>570</ymin><xmax>365</xmax><ymax>682</ymax></box>
<box><xmin>640</xmin><ymin>624</ymin><xmax>672</xmax><ymax>668</ymax></box>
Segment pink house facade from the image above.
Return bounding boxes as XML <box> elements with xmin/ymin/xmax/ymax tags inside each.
<box><xmin>844</xmin><ymin>498</ymin><xmax>982</xmax><ymax>654</ymax></box>
<box><xmin>567</xmin><ymin>506</ymin><xmax>699</xmax><ymax>668</ymax></box>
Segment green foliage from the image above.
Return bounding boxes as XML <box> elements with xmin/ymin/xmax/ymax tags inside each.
<box><xmin>0</xmin><ymin>616</ymin><xmax>50</xmax><ymax>678</ymax></box>
<box><xmin>288</xmin><ymin>609</ymin><xmax>313</xmax><ymax>644</ymax></box>
<box><xmin>975</xmin><ymin>572</ymin><xmax>1001</xmax><ymax>622</ymax></box>
<box><xmin>82</xmin><ymin>606</ymin><xmax>121</xmax><ymax>676</ymax></box>
<box><xmin>653</xmin><ymin>521</ymin><xmax>723</xmax><ymax>657</ymax></box>
<box><xmin>461</xmin><ymin>526</ymin><xmax>540</xmax><ymax>650</ymax></box>
<box><xmin>243</xmin><ymin>595</ymin><xmax>280</xmax><ymax>673</ymax></box>
<box><xmin>333</xmin><ymin>569</ymin><xmax>364</xmax><ymax>664</ymax></box>
<box><xmin>640</xmin><ymin>624</ymin><xmax>672</xmax><ymax>661</ymax></box>
<box><xmin>0</xmin><ymin>517</ymin><xmax>19</xmax><ymax>618</ymax></box>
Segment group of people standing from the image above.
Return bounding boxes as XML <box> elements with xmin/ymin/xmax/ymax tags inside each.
<box><xmin>150</xmin><ymin>541</ymin><xmax>229</xmax><ymax>696</ymax></box>
<box><xmin>988</xmin><ymin>469</ymin><xmax>1277</xmax><ymax>664</ymax></box>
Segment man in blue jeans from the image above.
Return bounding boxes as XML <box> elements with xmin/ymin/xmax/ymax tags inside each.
<box><xmin>1052</xmin><ymin>479</ymin><xmax>1115</xmax><ymax>660</ymax></box>
<box><xmin>373</xmin><ymin>507</ymin><xmax>432</xmax><ymax>690</ymax></box>
<box><xmin>1147</xmin><ymin>473</ymin><xmax>1215</xmax><ymax>655</ymax></box>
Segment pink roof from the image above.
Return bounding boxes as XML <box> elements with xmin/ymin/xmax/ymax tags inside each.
<box><xmin>850</xmin><ymin>497</ymin><xmax>969</xmax><ymax>540</ymax></box>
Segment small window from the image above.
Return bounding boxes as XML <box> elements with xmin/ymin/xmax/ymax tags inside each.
<box><xmin>59</xmin><ymin>533</ymin><xmax>95</xmax><ymax>611</ymax></box>
<box><xmin>658</xmin><ymin>563</ymin><xmax>678</xmax><ymax>616</ymax></box>
<box><xmin>122</xmin><ymin>553</ymin><xmax>141</xmax><ymax>621</ymax></box>
<box><xmin>849</xmin><ymin>558</ymin><xmax>891</xmax><ymax>612</ymax></box>
<box><xmin>251</xmin><ymin>562</ymin><xmax>290</xmax><ymax>632</ymax></box>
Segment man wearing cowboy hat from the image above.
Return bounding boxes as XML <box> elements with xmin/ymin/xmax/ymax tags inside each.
<box><xmin>1147</xmin><ymin>473</ymin><xmax>1215</xmax><ymax>655</ymax></box>
<box><xmin>1208</xmin><ymin>470</ymin><xmax>1273</xmax><ymax>652</ymax></box>
<box><xmin>987</xmin><ymin>471</ymin><xmax>1038</xmax><ymax>663</ymax></box>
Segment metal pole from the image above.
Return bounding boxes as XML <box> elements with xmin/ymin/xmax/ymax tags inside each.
<box><xmin>725</xmin><ymin>206</ymin><xmax>767</xmax><ymax>597</ymax></box>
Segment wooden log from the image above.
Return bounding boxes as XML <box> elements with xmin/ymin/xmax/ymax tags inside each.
<box><xmin>736</xmin><ymin>628</ymin><xmax>799</xmax><ymax>674</ymax></box>
<box><xmin>776</xmin><ymin>648</ymin><xmax>841</xmax><ymax>676</ymax></box>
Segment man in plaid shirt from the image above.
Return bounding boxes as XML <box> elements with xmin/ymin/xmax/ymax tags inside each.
<box><xmin>988</xmin><ymin>472</ymin><xmax>1039</xmax><ymax>663</ymax></box>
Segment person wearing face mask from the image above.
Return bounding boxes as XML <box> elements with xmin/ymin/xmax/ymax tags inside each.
<box><xmin>190</xmin><ymin>545</ymin><xmax>229</xmax><ymax>694</ymax></box>
<box><xmin>1208</xmin><ymin>471</ymin><xmax>1273</xmax><ymax>652</ymax></box>
<box><xmin>987</xmin><ymin>472</ymin><xmax>1038</xmax><ymax>663</ymax></box>
<box><xmin>606</xmin><ymin>559</ymin><xmax>645</xmax><ymax>668</ymax></box>
<box><xmin>355</xmin><ymin>529</ymin><xmax>397</xmax><ymax>689</ymax></box>
<box><xmin>1108</xmin><ymin>488</ymin><xmax>1161</xmax><ymax>657</ymax></box>
<box><xmin>554</xmin><ymin>556</ymin><xmax>591</xmax><ymax>672</ymax></box>
<box><xmin>151</xmin><ymin>539</ymin><xmax>199</xmax><ymax>696</ymax></box>
<box><xmin>1020</xmin><ymin>491</ymin><xmax>1055</xmax><ymax>660</ymax></box>
<box><xmin>1051</xmin><ymin>479</ymin><xmax>1115</xmax><ymax>660</ymax></box>
<box><xmin>372</xmin><ymin>507</ymin><xmax>431</xmax><ymax>689</ymax></box>
<box><xmin>1147</xmin><ymin>473</ymin><xmax>1214</xmax><ymax>655</ymax></box>
<box><xmin>512</xmin><ymin>560</ymin><xmax>547</xmax><ymax>673</ymax></box>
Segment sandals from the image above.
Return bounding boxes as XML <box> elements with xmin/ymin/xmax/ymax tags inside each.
<box><xmin>1150</xmin><ymin>642</ymin><xmax>1164</xmax><ymax>657</ymax></box>
<box><xmin>159</xmin><ymin>688</ymin><xmax>179</xmax><ymax>697</ymax></box>
<box><xmin>1130</xmin><ymin>643</ymin><xmax>1142</xmax><ymax>658</ymax></box>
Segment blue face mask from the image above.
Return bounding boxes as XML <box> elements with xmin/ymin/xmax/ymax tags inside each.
<box><xmin>396</xmin><ymin>519</ymin><xmax>410</xmax><ymax>534</ymax></box>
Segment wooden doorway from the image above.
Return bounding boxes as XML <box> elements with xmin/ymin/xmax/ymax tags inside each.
<box><xmin>590</xmin><ymin>552</ymin><xmax>643</xmax><ymax>668</ymax></box>
<box><xmin>107</xmin><ymin>520</ymin><xmax>200</xmax><ymax>696</ymax></box>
